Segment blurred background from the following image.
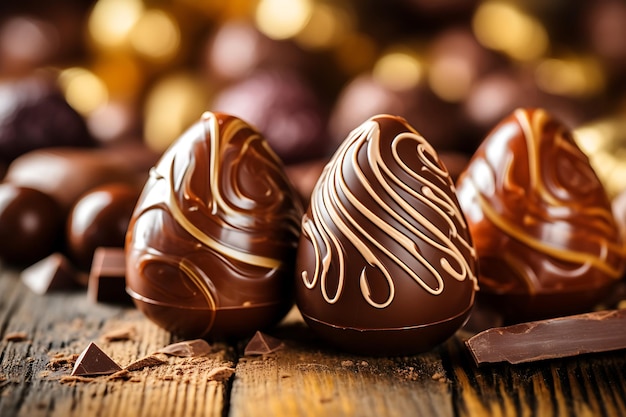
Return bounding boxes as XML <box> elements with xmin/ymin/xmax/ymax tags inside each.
<box><xmin>2</xmin><ymin>0</ymin><xmax>626</xmax><ymax>195</ymax></box>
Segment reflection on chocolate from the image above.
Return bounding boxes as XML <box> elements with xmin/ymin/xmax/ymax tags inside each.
<box><xmin>212</xmin><ymin>69</ymin><xmax>328</xmax><ymax>164</ymax></box>
<box><xmin>126</xmin><ymin>112</ymin><xmax>303</xmax><ymax>340</ymax></box>
<box><xmin>456</xmin><ymin>108</ymin><xmax>626</xmax><ymax>322</ymax></box>
<box><xmin>0</xmin><ymin>74</ymin><xmax>95</xmax><ymax>163</ymax></box>
<box><xmin>5</xmin><ymin>144</ymin><xmax>158</xmax><ymax>214</ymax></box>
<box><xmin>0</xmin><ymin>184</ymin><xmax>62</xmax><ymax>266</ymax></box>
<box><xmin>295</xmin><ymin>114</ymin><xmax>478</xmax><ymax>356</ymax></box>
<box><xmin>67</xmin><ymin>183</ymin><xmax>140</xmax><ymax>269</ymax></box>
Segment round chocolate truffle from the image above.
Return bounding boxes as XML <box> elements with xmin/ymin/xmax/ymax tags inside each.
<box><xmin>126</xmin><ymin>112</ymin><xmax>303</xmax><ymax>340</ymax></box>
<box><xmin>295</xmin><ymin>114</ymin><xmax>478</xmax><ymax>356</ymax></box>
<box><xmin>456</xmin><ymin>108</ymin><xmax>626</xmax><ymax>322</ymax></box>
<box><xmin>0</xmin><ymin>183</ymin><xmax>62</xmax><ymax>265</ymax></box>
<box><xmin>67</xmin><ymin>183</ymin><xmax>140</xmax><ymax>270</ymax></box>
<box><xmin>0</xmin><ymin>74</ymin><xmax>95</xmax><ymax>163</ymax></box>
<box><xmin>212</xmin><ymin>69</ymin><xmax>329</xmax><ymax>164</ymax></box>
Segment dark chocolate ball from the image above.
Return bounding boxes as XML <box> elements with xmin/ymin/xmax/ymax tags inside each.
<box><xmin>126</xmin><ymin>112</ymin><xmax>303</xmax><ymax>340</ymax></box>
<box><xmin>67</xmin><ymin>183</ymin><xmax>140</xmax><ymax>270</ymax></box>
<box><xmin>456</xmin><ymin>108</ymin><xmax>626</xmax><ymax>323</ymax></box>
<box><xmin>295</xmin><ymin>114</ymin><xmax>478</xmax><ymax>356</ymax></box>
<box><xmin>0</xmin><ymin>183</ymin><xmax>62</xmax><ymax>265</ymax></box>
<box><xmin>0</xmin><ymin>74</ymin><xmax>95</xmax><ymax>163</ymax></box>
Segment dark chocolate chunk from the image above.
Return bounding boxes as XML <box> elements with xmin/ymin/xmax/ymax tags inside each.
<box><xmin>244</xmin><ymin>331</ymin><xmax>284</xmax><ymax>356</ymax></box>
<box><xmin>20</xmin><ymin>252</ymin><xmax>79</xmax><ymax>294</ymax></box>
<box><xmin>465</xmin><ymin>309</ymin><xmax>626</xmax><ymax>365</ymax></box>
<box><xmin>88</xmin><ymin>247</ymin><xmax>132</xmax><ymax>305</ymax></box>
<box><xmin>156</xmin><ymin>339</ymin><xmax>212</xmax><ymax>357</ymax></box>
<box><xmin>71</xmin><ymin>342</ymin><xmax>122</xmax><ymax>376</ymax></box>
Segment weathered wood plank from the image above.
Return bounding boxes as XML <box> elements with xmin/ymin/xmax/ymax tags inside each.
<box><xmin>229</xmin><ymin>308</ymin><xmax>454</xmax><ymax>417</ymax></box>
<box><xmin>2</xmin><ymin>265</ymin><xmax>626</xmax><ymax>417</ymax></box>
<box><xmin>0</xmin><ymin>270</ymin><xmax>235</xmax><ymax>417</ymax></box>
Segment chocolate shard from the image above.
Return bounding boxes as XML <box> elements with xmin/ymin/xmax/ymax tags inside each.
<box><xmin>156</xmin><ymin>339</ymin><xmax>212</xmax><ymax>357</ymax></box>
<box><xmin>71</xmin><ymin>342</ymin><xmax>123</xmax><ymax>376</ymax></box>
<box><xmin>88</xmin><ymin>247</ymin><xmax>132</xmax><ymax>305</ymax></box>
<box><xmin>125</xmin><ymin>355</ymin><xmax>166</xmax><ymax>371</ymax></box>
<box><xmin>244</xmin><ymin>331</ymin><xmax>284</xmax><ymax>356</ymax></box>
<box><xmin>465</xmin><ymin>309</ymin><xmax>626</xmax><ymax>365</ymax></box>
<box><xmin>21</xmin><ymin>253</ymin><xmax>79</xmax><ymax>295</ymax></box>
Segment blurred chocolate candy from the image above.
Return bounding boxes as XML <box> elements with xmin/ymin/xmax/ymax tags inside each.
<box><xmin>67</xmin><ymin>183</ymin><xmax>140</xmax><ymax>270</ymax></box>
<box><xmin>0</xmin><ymin>73</ymin><xmax>96</xmax><ymax>163</ymax></box>
<box><xmin>5</xmin><ymin>144</ymin><xmax>158</xmax><ymax>214</ymax></box>
<box><xmin>212</xmin><ymin>69</ymin><xmax>329</xmax><ymax>163</ymax></box>
<box><xmin>0</xmin><ymin>183</ymin><xmax>62</xmax><ymax>266</ymax></box>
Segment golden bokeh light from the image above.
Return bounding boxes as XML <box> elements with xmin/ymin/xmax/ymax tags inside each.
<box><xmin>535</xmin><ymin>56</ymin><xmax>605</xmax><ymax>98</ymax></box>
<box><xmin>130</xmin><ymin>9</ymin><xmax>180</xmax><ymax>61</ymax></box>
<box><xmin>58</xmin><ymin>67</ymin><xmax>108</xmax><ymax>115</ymax></box>
<box><xmin>255</xmin><ymin>0</ymin><xmax>313</xmax><ymax>40</ymax></box>
<box><xmin>428</xmin><ymin>55</ymin><xmax>473</xmax><ymax>102</ymax></box>
<box><xmin>143</xmin><ymin>72</ymin><xmax>209</xmax><ymax>152</ymax></box>
<box><xmin>473</xmin><ymin>1</ymin><xmax>548</xmax><ymax>61</ymax></box>
<box><xmin>295</xmin><ymin>3</ymin><xmax>351</xmax><ymax>50</ymax></box>
<box><xmin>88</xmin><ymin>0</ymin><xmax>144</xmax><ymax>49</ymax></box>
<box><xmin>334</xmin><ymin>32</ymin><xmax>377</xmax><ymax>75</ymax></box>
<box><xmin>373</xmin><ymin>49</ymin><xmax>423</xmax><ymax>92</ymax></box>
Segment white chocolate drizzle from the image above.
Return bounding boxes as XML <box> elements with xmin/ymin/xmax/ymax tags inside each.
<box><xmin>301</xmin><ymin>118</ymin><xmax>478</xmax><ymax>308</ymax></box>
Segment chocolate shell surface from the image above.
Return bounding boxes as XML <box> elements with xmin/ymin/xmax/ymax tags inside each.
<box><xmin>126</xmin><ymin>112</ymin><xmax>303</xmax><ymax>340</ymax></box>
<box><xmin>456</xmin><ymin>108</ymin><xmax>626</xmax><ymax>322</ymax></box>
<box><xmin>295</xmin><ymin>114</ymin><xmax>478</xmax><ymax>356</ymax></box>
<box><xmin>0</xmin><ymin>184</ymin><xmax>62</xmax><ymax>265</ymax></box>
<box><xmin>67</xmin><ymin>183</ymin><xmax>140</xmax><ymax>270</ymax></box>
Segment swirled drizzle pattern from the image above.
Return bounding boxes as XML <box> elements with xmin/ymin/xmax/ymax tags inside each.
<box><xmin>300</xmin><ymin>116</ymin><xmax>478</xmax><ymax>309</ymax></box>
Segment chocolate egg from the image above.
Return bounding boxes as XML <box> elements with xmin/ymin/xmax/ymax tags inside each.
<box><xmin>0</xmin><ymin>184</ymin><xmax>62</xmax><ymax>265</ymax></box>
<box><xmin>295</xmin><ymin>114</ymin><xmax>478</xmax><ymax>356</ymax></box>
<box><xmin>125</xmin><ymin>112</ymin><xmax>303</xmax><ymax>340</ymax></box>
<box><xmin>456</xmin><ymin>108</ymin><xmax>626</xmax><ymax>322</ymax></box>
<box><xmin>67</xmin><ymin>183</ymin><xmax>140</xmax><ymax>270</ymax></box>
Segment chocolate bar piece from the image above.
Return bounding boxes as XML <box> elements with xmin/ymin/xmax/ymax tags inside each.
<box><xmin>71</xmin><ymin>342</ymin><xmax>122</xmax><ymax>376</ymax></box>
<box><xmin>88</xmin><ymin>247</ymin><xmax>132</xmax><ymax>305</ymax></box>
<box><xmin>21</xmin><ymin>253</ymin><xmax>79</xmax><ymax>294</ymax></box>
<box><xmin>465</xmin><ymin>309</ymin><xmax>626</xmax><ymax>365</ymax></box>
<box><xmin>244</xmin><ymin>331</ymin><xmax>284</xmax><ymax>356</ymax></box>
<box><xmin>155</xmin><ymin>339</ymin><xmax>212</xmax><ymax>357</ymax></box>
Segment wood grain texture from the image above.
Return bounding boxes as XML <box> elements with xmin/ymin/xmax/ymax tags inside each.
<box><xmin>1</xmin><ymin>268</ymin><xmax>625</xmax><ymax>417</ymax></box>
<box><xmin>0</xmin><ymin>270</ymin><xmax>235</xmax><ymax>417</ymax></box>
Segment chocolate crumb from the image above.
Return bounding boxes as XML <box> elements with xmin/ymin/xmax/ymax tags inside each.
<box><xmin>341</xmin><ymin>360</ymin><xmax>354</xmax><ymax>367</ymax></box>
<box><xmin>101</xmin><ymin>325</ymin><xmax>136</xmax><ymax>342</ymax></box>
<box><xmin>125</xmin><ymin>355</ymin><xmax>165</xmax><ymax>371</ymax></box>
<box><xmin>60</xmin><ymin>375</ymin><xmax>96</xmax><ymax>385</ymax></box>
<box><xmin>156</xmin><ymin>339</ymin><xmax>212</xmax><ymax>357</ymax></box>
<box><xmin>207</xmin><ymin>366</ymin><xmax>235</xmax><ymax>381</ymax></box>
<box><xmin>244</xmin><ymin>331</ymin><xmax>284</xmax><ymax>356</ymax></box>
<box><xmin>5</xmin><ymin>331</ymin><xmax>28</xmax><ymax>342</ymax></box>
<box><xmin>48</xmin><ymin>353</ymin><xmax>79</xmax><ymax>369</ymax></box>
<box><xmin>108</xmin><ymin>370</ymin><xmax>131</xmax><ymax>381</ymax></box>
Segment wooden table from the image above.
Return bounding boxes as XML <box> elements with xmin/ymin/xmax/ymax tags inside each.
<box><xmin>1</xmin><ymin>267</ymin><xmax>625</xmax><ymax>417</ymax></box>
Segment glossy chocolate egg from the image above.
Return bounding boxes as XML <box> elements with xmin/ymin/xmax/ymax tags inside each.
<box><xmin>295</xmin><ymin>114</ymin><xmax>478</xmax><ymax>356</ymax></box>
<box><xmin>67</xmin><ymin>183</ymin><xmax>140</xmax><ymax>270</ymax></box>
<box><xmin>0</xmin><ymin>184</ymin><xmax>62</xmax><ymax>265</ymax></box>
<box><xmin>126</xmin><ymin>112</ymin><xmax>303</xmax><ymax>340</ymax></box>
<box><xmin>456</xmin><ymin>108</ymin><xmax>626</xmax><ymax>322</ymax></box>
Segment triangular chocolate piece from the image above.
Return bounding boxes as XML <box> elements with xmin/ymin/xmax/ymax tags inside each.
<box><xmin>156</xmin><ymin>339</ymin><xmax>212</xmax><ymax>357</ymax></box>
<box><xmin>244</xmin><ymin>331</ymin><xmax>284</xmax><ymax>356</ymax></box>
<box><xmin>21</xmin><ymin>253</ymin><xmax>79</xmax><ymax>295</ymax></box>
<box><xmin>71</xmin><ymin>342</ymin><xmax>123</xmax><ymax>376</ymax></box>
